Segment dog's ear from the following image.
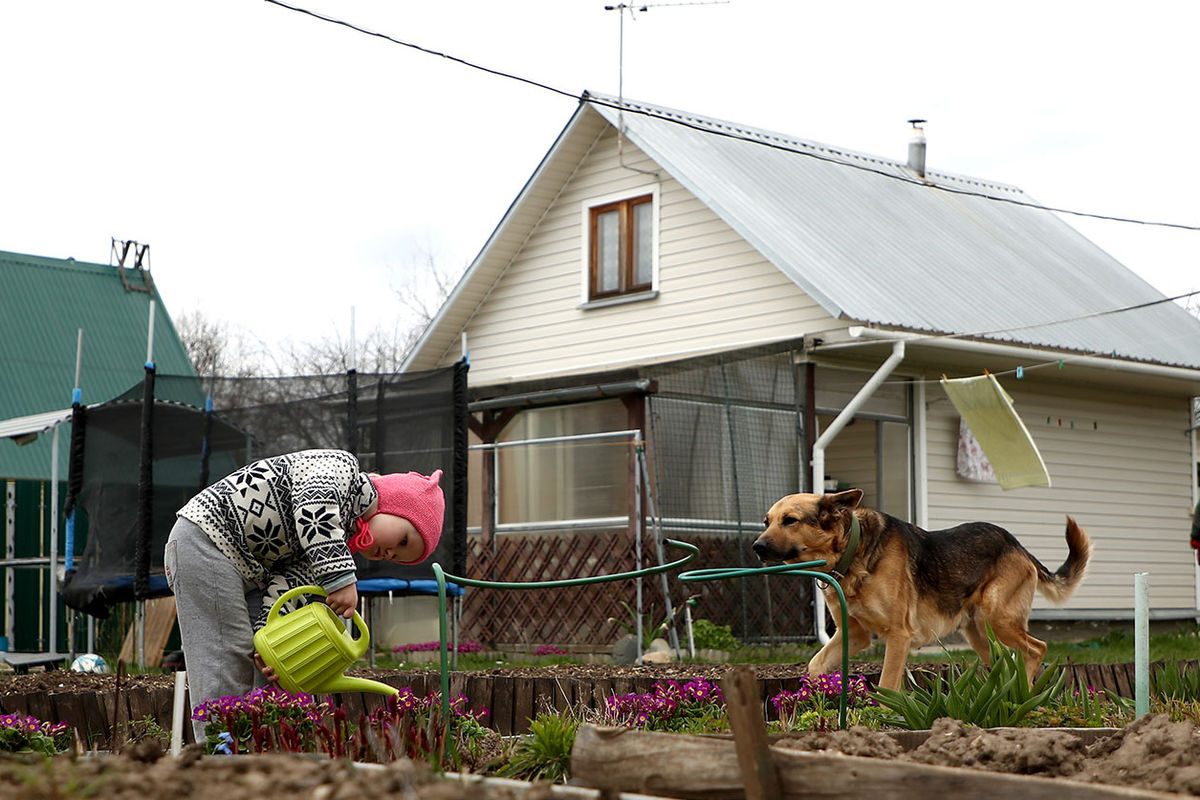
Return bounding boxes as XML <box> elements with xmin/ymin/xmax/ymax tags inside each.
<box><xmin>818</xmin><ymin>489</ymin><xmax>863</xmax><ymax>527</ymax></box>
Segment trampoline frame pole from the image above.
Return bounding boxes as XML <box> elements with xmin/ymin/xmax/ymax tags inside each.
<box><xmin>4</xmin><ymin>481</ymin><xmax>13</xmax><ymax>649</ymax></box>
<box><xmin>49</xmin><ymin>426</ymin><xmax>59</xmax><ymax>656</ymax></box>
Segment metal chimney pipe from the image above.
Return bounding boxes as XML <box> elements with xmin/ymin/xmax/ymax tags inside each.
<box><xmin>907</xmin><ymin>119</ymin><xmax>927</xmax><ymax>178</ymax></box>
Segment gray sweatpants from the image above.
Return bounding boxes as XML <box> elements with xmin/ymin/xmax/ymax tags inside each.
<box><xmin>165</xmin><ymin>517</ymin><xmax>266</xmax><ymax>743</ymax></box>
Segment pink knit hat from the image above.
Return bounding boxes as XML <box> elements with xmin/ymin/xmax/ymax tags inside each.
<box><xmin>366</xmin><ymin>469</ymin><xmax>445</xmax><ymax>563</ymax></box>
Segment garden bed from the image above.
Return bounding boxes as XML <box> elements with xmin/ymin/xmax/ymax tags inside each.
<box><xmin>0</xmin><ymin>662</ymin><xmax>865</xmax><ymax>742</ymax></box>
<box><xmin>0</xmin><ymin>658</ymin><xmax>1148</xmax><ymax>741</ymax></box>
<box><xmin>2</xmin><ymin>662</ymin><xmax>1198</xmax><ymax>797</ymax></box>
<box><xmin>0</xmin><ymin>713</ymin><xmax>1196</xmax><ymax>798</ymax></box>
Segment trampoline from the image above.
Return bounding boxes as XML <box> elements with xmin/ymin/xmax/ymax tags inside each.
<box><xmin>58</xmin><ymin>361</ymin><xmax>469</xmax><ymax>667</ymax></box>
<box><xmin>356</xmin><ymin>578</ymin><xmax>466</xmax><ymax>668</ymax></box>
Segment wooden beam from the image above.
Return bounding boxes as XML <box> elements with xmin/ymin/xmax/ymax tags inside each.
<box><xmin>722</xmin><ymin>666</ymin><xmax>781</xmax><ymax>800</ymax></box>
<box><xmin>570</xmin><ymin>725</ymin><xmax>1177</xmax><ymax>800</ymax></box>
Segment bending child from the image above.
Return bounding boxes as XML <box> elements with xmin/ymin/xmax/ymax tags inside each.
<box><xmin>164</xmin><ymin>448</ymin><xmax>444</xmax><ymax>741</ymax></box>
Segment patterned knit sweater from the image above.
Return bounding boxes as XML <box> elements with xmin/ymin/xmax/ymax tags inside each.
<box><xmin>177</xmin><ymin>449</ymin><xmax>376</xmax><ymax>629</ymax></box>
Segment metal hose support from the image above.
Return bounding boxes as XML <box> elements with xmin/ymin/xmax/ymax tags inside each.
<box><xmin>678</xmin><ymin>561</ymin><xmax>851</xmax><ymax>729</ymax></box>
<box><xmin>430</xmin><ymin>538</ymin><xmax>701</xmax><ymax>731</ymax></box>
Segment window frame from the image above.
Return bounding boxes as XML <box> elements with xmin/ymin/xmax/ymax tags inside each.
<box><xmin>580</xmin><ymin>185</ymin><xmax>659</xmax><ymax>305</ymax></box>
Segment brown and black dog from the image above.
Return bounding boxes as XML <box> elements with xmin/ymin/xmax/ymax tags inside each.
<box><xmin>752</xmin><ymin>489</ymin><xmax>1091</xmax><ymax>691</ymax></box>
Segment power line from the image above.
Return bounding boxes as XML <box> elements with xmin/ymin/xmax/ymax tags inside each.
<box><xmin>933</xmin><ymin>288</ymin><xmax>1200</xmax><ymax>344</ymax></box>
<box><xmin>812</xmin><ymin>288</ymin><xmax>1200</xmax><ymax>355</ymax></box>
<box><xmin>262</xmin><ymin>0</ymin><xmax>578</xmax><ymax>101</ymax></box>
<box><xmin>264</xmin><ymin>0</ymin><xmax>1200</xmax><ymax>235</ymax></box>
<box><xmin>586</xmin><ymin>92</ymin><xmax>1200</xmax><ymax>232</ymax></box>
<box><xmin>264</xmin><ymin>0</ymin><xmax>1200</xmax><ymax>384</ymax></box>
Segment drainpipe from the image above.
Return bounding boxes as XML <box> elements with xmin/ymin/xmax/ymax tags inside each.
<box><xmin>811</xmin><ymin>339</ymin><xmax>906</xmax><ymax>644</ymax></box>
<box><xmin>1192</xmin><ymin>420</ymin><xmax>1199</xmax><ymax>617</ymax></box>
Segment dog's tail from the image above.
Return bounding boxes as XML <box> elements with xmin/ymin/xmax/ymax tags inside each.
<box><xmin>1035</xmin><ymin>516</ymin><xmax>1092</xmax><ymax>604</ymax></box>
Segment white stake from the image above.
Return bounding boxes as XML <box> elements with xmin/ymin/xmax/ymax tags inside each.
<box><xmin>1134</xmin><ymin>572</ymin><xmax>1150</xmax><ymax>717</ymax></box>
<box><xmin>171</xmin><ymin>670</ymin><xmax>187</xmax><ymax>756</ymax></box>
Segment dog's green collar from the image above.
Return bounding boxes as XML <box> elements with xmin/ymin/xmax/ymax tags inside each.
<box><xmin>829</xmin><ymin>514</ymin><xmax>860</xmax><ymax>581</ymax></box>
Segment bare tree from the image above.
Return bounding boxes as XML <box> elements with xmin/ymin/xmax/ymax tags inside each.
<box><xmin>392</xmin><ymin>246</ymin><xmax>460</xmax><ymax>331</ymax></box>
<box><xmin>175</xmin><ymin>310</ymin><xmax>266</xmax><ymax>380</ymax></box>
<box><xmin>178</xmin><ymin>245</ymin><xmax>461</xmax><ymax>380</ymax></box>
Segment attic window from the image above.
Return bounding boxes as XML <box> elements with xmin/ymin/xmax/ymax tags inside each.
<box><xmin>584</xmin><ymin>189</ymin><xmax>657</xmax><ymax>303</ymax></box>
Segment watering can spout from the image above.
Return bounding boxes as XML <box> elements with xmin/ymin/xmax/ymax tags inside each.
<box><xmin>319</xmin><ymin>674</ymin><xmax>401</xmax><ymax>696</ymax></box>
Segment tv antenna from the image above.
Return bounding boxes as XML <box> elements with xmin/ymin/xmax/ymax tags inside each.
<box><xmin>603</xmin><ymin>1</ymin><xmax>728</xmax><ymax>172</ymax></box>
<box><xmin>110</xmin><ymin>237</ymin><xmax>155</xmax><ymax>295</ymax></box>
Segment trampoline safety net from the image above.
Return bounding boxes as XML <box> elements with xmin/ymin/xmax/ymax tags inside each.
<box><xmin>60</xmin><ymin>399</ymin><xmax>246</xmax><ymax>616</ymax></box>
<box><xmin>62</xmin><ymin>361</ymin><xmax>467</xmax><ymax>618</ymax></box>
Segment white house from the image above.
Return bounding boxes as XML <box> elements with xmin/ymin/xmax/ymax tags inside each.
<box><xmin>405</xmin><ymin>93</ymin><xmax>1200</xmax><ymax>647</ymax></box>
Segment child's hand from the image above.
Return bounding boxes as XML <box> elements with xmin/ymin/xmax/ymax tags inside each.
<box><xmin>324</xmin><ymin>584</ymin><xmax>359</xmax><ymax>619</ymax></box>
<box><xmin>254</xmin><ymin>652</ymin><xmax>279</xmax><ymax>686</ymax></box>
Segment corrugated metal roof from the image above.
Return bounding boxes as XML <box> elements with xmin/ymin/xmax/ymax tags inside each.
<box><xmin>0</xmin><ymin>250</ymin><xmax>198</xmax><ymax>480</ymax></box>
<box><xmin>588</xmin><ymin>94</ymin><xmax>1200</xmax><ymax>370</ymax></box>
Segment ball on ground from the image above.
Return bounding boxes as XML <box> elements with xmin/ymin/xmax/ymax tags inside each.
<box><xmin>70</xmin><ymin>653</ymin><xmax>107</xmax><ymax>673</ymax></box>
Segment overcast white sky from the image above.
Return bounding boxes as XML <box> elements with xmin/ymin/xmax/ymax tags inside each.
<box><xmin>3</xmin><ymin>1</ymin><xmax>1198</xmax><ymax>358</ymax></box>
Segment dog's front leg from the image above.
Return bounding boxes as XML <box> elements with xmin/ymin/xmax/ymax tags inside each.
<box><xmin>878</xmin><ymin>631</ymin><xmax>914</xmax><ymax>691</ymax></box>
<box><xmin>808</xmin><ymin>615</ymin><xmax>870</xmax><ymax>676</ymax></box>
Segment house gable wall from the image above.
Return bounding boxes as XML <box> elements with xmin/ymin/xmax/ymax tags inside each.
<box><xmin>447</xmin><ymin>128</ymin><xmax>838</xmax><ymax>387</ymax></box>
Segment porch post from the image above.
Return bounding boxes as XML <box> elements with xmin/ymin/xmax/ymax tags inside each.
<box><xmin>468</xmin><ymin>408</ymin><xmax>519</xmax><ymax>553</ymax></box>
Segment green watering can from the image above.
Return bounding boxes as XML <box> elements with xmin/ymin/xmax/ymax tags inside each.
<box><xmin>253</xmin><ymin>585</ymin><xmax>399</xmax><ymax>697</ymax></box>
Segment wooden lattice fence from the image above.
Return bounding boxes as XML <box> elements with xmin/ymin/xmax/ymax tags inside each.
<box><xmin>462</xmin><ymin>531</ymin><xmax>639</xmax><ymax>650</ymax></box>
<box><xmin>459</xmin><ymin>530</ymin><xmax>817</xmax><ymax>650</ymax></box>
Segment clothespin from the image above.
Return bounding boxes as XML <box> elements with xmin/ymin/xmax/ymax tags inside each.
<box><xmin>1016</xmin><ymin>366</ymin><xmax>1024</xmax><ymax>379</ymax></box>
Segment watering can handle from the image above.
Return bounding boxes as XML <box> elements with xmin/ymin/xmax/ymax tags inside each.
<box><xmin>348</xmin><ymin>605</ymin><xmax>370</xmax><ymax>657</ymax></box>
<box><xmin>266</xmin><ymin>584</ymin><xmax>327</xmax><ymax>626</ymax></box>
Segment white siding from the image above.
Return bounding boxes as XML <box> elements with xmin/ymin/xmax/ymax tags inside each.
<box><xmin>822</xmin><ymin>417</ymin><xmax>879</xmax><ymax>508</ymax></box>
<box><xmin>925</xmin><ymin>381</ymin><xmax>1197</xmax><ymax>615</ymax></box>
<box><xmin>452</xmin><ymin>128</ymin><xmax>837</xmax><ymax>386</ymax></box>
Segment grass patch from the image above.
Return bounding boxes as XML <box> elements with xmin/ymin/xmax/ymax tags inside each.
<box><xmin>1047</xmin><ymin>626</ymin><xmax>1200</xmax><ymax>664</ymax></box>
<box><xmin>840</xmin><ymin>625</ymin><xmax>1200</xmax><ymax>667</ymax></box>
<box><xmin>368</xmin><ymin>624</ymin><xmax>1200</xmax><ymax>670</ymax></box>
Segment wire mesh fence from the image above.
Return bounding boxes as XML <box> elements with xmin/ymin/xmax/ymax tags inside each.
<box><xmin>647</xmin><ymin>345</ymin><xmax>815</xmax><ymax>643</ymax></box>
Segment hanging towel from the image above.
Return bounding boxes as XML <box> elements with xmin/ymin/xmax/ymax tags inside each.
<box><xmin>940</xmin><ymin>374</ymin><xmax>1051</xmax><ymax>490</ymax></box>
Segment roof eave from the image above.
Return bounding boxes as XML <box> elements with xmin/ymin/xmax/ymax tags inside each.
<box><xmin>402</xmin><ymin>97</ymin><xmax>598</xmax><ymax>372</ymax></box>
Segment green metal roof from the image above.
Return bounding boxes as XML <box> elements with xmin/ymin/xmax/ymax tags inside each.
<box><xmin>0</xmin><ymin>250</ymin><xmax>199</xmax><ymax>481</ymax></box>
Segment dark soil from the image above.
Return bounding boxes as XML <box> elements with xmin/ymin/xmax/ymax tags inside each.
<box><xmin>0</xmin><ymin>749</ymin><xmax>521</xmax><ymax>800</ymax></box>
<box><xmin>0</xmin><ymin>660</ymin><xmax>851</xmax><ymax>695</ymax></box>
<box><xmin>0</xmin><ymin>668</ymin><xmax>172</xmax><ymax>696</ymax></box>
<box><xmin>4</xmin><ymin>665</ymin><xmax>1200</xmax><ymax>797</ymax></box>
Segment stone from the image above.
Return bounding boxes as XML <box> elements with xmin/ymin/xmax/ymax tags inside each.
<box><xmin>612</xmin><ymin>634</ymin><xmax>639</xmax><ymax>665</ymax></box>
